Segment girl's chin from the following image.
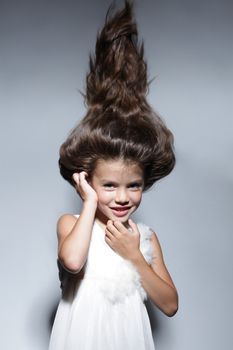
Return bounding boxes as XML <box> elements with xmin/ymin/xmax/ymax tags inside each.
<box><xmin>96</xmin><ymin>206</ymin><xmax>135</xmax><ymax>224</ymax></box>
<box><xmin>108</xmin><ymin>212</ymin><xmax>132</xmax><ymax>224</ymax></box>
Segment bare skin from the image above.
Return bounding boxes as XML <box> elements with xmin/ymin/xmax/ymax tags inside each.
<box><xmin>57</xmin><ymin>171</ymin><xmax>97</xmax><ymax>273</ymax></box>
<box><xmin>57</xmin><ymin>159</ymin><xmax>178</xmax><ymax>317</ymax></box>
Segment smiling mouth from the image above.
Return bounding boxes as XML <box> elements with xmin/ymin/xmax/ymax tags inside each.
<box><xmin>110</xmin><ymin>206</ymin><xmax>131</xmax><ymax>211</ymax></box>
<box><xmin>110</xmin><ymin>206</ymin><xmax>132</xmax><ymax>217</ymax></box>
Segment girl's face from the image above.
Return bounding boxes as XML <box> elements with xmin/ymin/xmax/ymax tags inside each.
<box><xmin>90</xmin><ymin>158</ymin><xmax>144</xmax><ymax>227</ymax></box>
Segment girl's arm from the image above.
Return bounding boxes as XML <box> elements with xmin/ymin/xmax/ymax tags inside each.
<box><xmin>57</xmin><ymin>172</ymin><xmax>97</xmax><ymax>274</ymax></box>
<box><xmin>105</xmin><ymin>220</ymin><xmax>178</xmax><ymax>317</ymax></box>
<box><xmin>130</xmin><ymin>228</ymin><xmax>178</xmax><ymax>317</ymax></box>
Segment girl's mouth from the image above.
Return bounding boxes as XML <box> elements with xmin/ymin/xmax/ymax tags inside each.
<box><xmin>110</xmin><ymin>207</ymin><xmax>131</xmax><ymax>217</ymax></box>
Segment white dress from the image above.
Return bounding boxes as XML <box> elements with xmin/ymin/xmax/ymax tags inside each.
<box><xmin>49</xmin><ymin>216</ymin><xmax>155</xmax><ymax>350</ymax></box>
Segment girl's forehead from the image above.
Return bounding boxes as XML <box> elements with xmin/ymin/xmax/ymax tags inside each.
<box><xmin>93</xmin><ymin>159</ymin><xmax>143</xmax><ymax>178</ymax></box>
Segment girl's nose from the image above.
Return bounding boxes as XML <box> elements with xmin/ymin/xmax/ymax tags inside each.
<box><xmin>115</xmin><ymin>188</ymin><xmax>129</xmax><ymax>204</ymax></box>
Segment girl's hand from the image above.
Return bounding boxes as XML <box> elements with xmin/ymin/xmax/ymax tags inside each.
<box><xmin>105</xmin><ymin>219</ymin><xmax>141</xmax><ymax>261</ymax></box>
<box><xmin>72</xmin><ymin>172</ymin><xmax>98</xmax><ymax>204</ymax></box>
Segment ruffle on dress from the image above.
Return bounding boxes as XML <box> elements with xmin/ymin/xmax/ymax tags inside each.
<box><xmin>58</xmin><ymin>222</ymin><xmax>155</xmax><ymax>304</ymax></box>
<box><xmin>94</xmin><ymin>222</ymin><xmax>155</xmax><ymax>304</ymax></box>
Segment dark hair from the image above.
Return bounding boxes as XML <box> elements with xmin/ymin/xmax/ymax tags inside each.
<box><xmin>59</xmin><ymin>0</ymin><xmax>175</xmax><ymax>191</ymax></box>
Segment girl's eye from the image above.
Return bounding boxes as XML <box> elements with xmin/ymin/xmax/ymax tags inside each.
<box><xmin>129</xmin><ymin>183</ymin><xmax>142</xmax><ymax>189</ymax></box>
<box><xmin>103</xmin><ymin>183</ymin><xmax>115</xmax><ymax>188</ymax></box>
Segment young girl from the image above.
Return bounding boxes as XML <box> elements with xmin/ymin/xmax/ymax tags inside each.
<box><xmin>49</xmin><ymin>1</ymin><xmax>178</xmax><ymax>349</ymax></box>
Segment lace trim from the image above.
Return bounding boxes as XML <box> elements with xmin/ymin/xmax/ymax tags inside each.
<box><xmin>98</xmin><ymin>222</ymin><xmax>154</xmax><ymax>304</ymax></box>
<box><xmin>59</xmin><ymin>222</ymin><xmax>154</xmax><ymax>304</ymax></box>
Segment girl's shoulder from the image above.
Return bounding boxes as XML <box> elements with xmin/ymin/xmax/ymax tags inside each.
<box><xmin>56</xmin><ymin>213</ymin><xmax>78</xmax><ymax>242</ymax></box>
<box><xmin>137</xmin><ymin>221</ymin><xmax>161</xmax><ymax>241</ymax></box>
<box><xmin>136</xmin><ymin>221</ymin><xmax>156</xmax><ymax>265</ymax></box>
<box><xmin>57</xmin><ymin>213</ymin><xmax>79</xmax><ymax>222</ymax></box>
<box><xmin>136</xmin><ymin>222</ymin><xmax>165</xmax><ymax>268</ymax></box>
<box><xmin>136</xmin><ymin>221</ymin><xmax>155</xmax><ymax>240</ymax></box>
<box><xmin>57</xmin><ymin>213</ymin><xmax>79</xmax><ymax>224</ymax></box>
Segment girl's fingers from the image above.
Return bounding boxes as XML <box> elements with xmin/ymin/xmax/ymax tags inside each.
<box><xmin>128</xmin><ymin>219</ymin><xmax>140</xmax><ymax>235</ymax></box>
<box><xmin>73</xmin><ymin>172</ymin><xmax>98</xmax><ymax>202</ymax></box>
<box><xmin>113</xmin><ymin>221</ymin><xmax>129</xmax><ymax>234</ymax></box>
<box><xmin>72</xmin><ymin>173</ymin><xmax>80</xmax><ymax>186</ymax></box>
<box><xmin>72</xmin><ymin>172</ymin><xmax>78</xmax><ymax>181</ymax></box>
<box><xmin>73</xmin><ymin>171</ymin><xmax>87</xmax><ymax>181</ymax></box>
<box><xmin>72</xmin><ymin>173</ymin><xmax>84</xmax><ymax>198</ymax></box>
<box><xmin>105</xmin><ymin>227</ymin><xmax>115</xmax><ymax>239</ymax></box>
<box><xmin>79</xmin><ymin>172</ymin><xmax>92</xmax><ymax>191</ymax></box>
<box><xmin>106</xmin><ymin>220</ymin><xmax>121</xmax><ymax>237</ymax></box>
<box><xmin>79</xmin><ymin>171</ymin><xmax>90</xmax><ymax>184</ymax></box>
<box><xmin>73</xmin><ymin>172</ymin><xmax>87</xmax><ymax>189</ymax></box>
<box><xmin>79</xmin><ymin>171</ymin><xmax>86</xmax><ymax>178</ymax></box>
<box><xmin>104</xmin><ymin>234</ymin><xmax>114</xmax><ymax>250</ymax></box>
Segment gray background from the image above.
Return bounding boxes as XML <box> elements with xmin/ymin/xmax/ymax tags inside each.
<box><xmin>0</xmin><ymin>0</ymin><xmax>232</xmax><ymax>349</ymax></box>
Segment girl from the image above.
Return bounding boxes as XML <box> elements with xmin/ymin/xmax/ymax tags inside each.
<box><xmin>49</xmin><ymin>1</ymin><xmax>178</xmax><ymax>349</ymax></box>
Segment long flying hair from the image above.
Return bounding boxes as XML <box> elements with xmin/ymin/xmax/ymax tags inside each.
<box><xmin>59</xmin><ymin>0</ymin><xmax>175</xmax><ymax>191</ymax></box>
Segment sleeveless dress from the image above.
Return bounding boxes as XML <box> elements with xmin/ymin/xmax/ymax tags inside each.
<box><xmin>49</xmin><ymin>216</ymin><xmax>155</xmax><ymax>350</ymax></box>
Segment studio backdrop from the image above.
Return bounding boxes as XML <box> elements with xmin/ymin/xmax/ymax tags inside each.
<box><xmin>0</xmin><ymin>0</ymin><xmax>232</xmax><ymax>349</ymax></box>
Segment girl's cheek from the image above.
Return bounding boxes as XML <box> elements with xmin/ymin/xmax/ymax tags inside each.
<box><xmin>97</xmin><ymin>190</ymin><xmax>113</xmax><ymax>202</ymax></box>
<box><xmin>132</xmin><ymin>192</ymin><xmax>142</xmax><ymax>204</ymax></box>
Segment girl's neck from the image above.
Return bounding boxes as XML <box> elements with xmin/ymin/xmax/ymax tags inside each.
<box><xmin>94</xmin><ymin>208</ymin><xmax>108</xmax><ymax>229</ymax></box>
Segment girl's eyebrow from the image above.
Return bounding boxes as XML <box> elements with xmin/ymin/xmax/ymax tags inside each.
<box><xmin>100</xmin><ymin>178</ymin><xmax>143</xmax><ymax>183</ymax></box>
<box><xmin>100</xmin><ymin>179</ymin><xmax>118</xmax><ymax>183</ymax></box>
<box><xmin>129</xmin><ymin>179</ymin><xmax>144</xmax><ymax>182</ymax></box>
